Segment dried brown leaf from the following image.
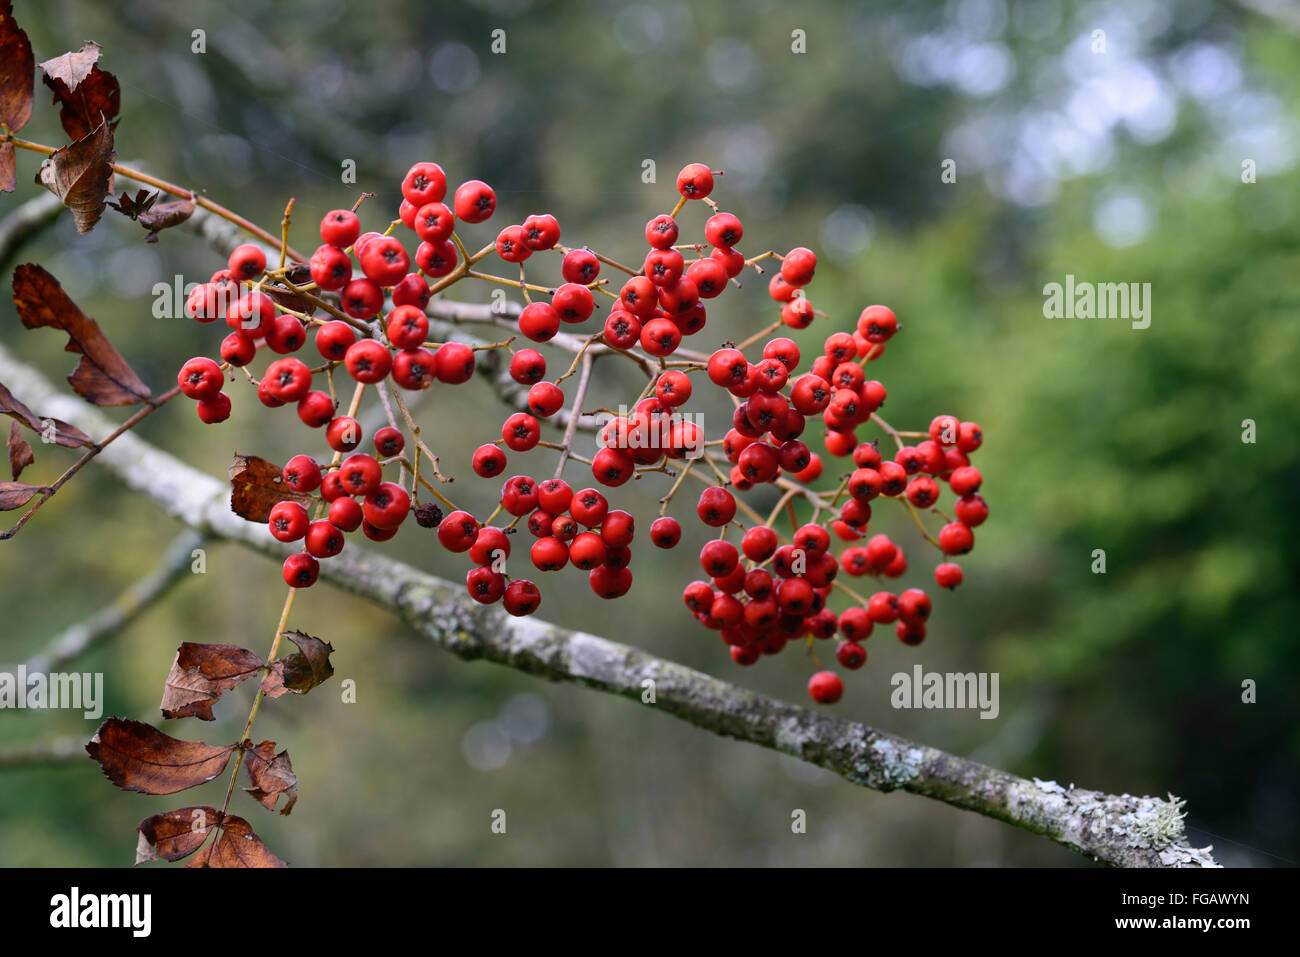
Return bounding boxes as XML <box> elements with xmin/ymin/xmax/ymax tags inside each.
<box><xmin>0</xmin><ymin>480</ymin><xmax>46</xmax><ymax>510</ymax></box>
<box><xmin>39</xmin><ymin>41</ymin><xmax>120</xmax><ymax>142</ymax></box>
<box><xmin>135</xmin><ymin>806</ymin><xmax>220</xmax><ymax>864</ymax></box>
<box><xmin>243</xmin><ymin>741</ymin><xmax>298</xmax><ymax>814</ymax></box>
<box><xmin>0</xmin><ymin>379</ymin><xmax>94</xmax><ymax>447</ymax></box>
<box><xmin>106</xmin><ymin>187</ymin><xmax>156</xmax><ymax>220</ymax></box>
<box><xmin>229</xmin><ymin>453</ymin><xmax>311</xmax><ymax>523</ymax></box>
<box><xmin>138</xmin><ymin>198</ymin><xmax>195</xmax><ymax>243</ymax></box>
<box><xmin>185</xmin><ymin>814</ymin><xmax>286</xmax><ymax>868</ymax></box>
<box><xmin>0</xmin><ymin>3</ymin><xmax>34</xmax><ymax>134</ymax></box>
<box><xmin>34</xmin><ymin>119</ymin><xmax>115</xmax><ymax>234</ymax></box>
<box><xmin>260</xmin><ymin>631</ymin><xmax>334</xmax><ymax>699</ymax></box>
<box><xmin>85</xmin><ymin>717</ymin><xmax>236</xmax><ymax>795</ymax></box>
<box><xmin>7</xmin><ymin>420</ymin><xmax>32</xmax><ymax>479</ymax></box>
<box><xmin>160</xmin><ymin>642</ymin><xmax>265</xmax><ymax>721</ymax></box>
<box><xmin>12</xmin><ymin>263</ymin><xmax>151</xmax><ymax>406</ymax></box>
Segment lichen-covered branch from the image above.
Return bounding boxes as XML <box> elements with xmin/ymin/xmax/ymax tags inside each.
<box><xmin>0</xmin><ymin>343</ymin><xmax>1219</xmax><ymax>868</ymax></box>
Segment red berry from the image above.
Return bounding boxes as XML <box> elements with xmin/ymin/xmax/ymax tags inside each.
<box><xmin>437</xmin><ymin>510</ymin><xmax>480</xmax><ymax>552</ymax></box>
<box><xmin>225</xmin><ymin>291</ymin><xmax>275</xmax><ymax>338</ymax></box>
<box><xmin>363</xmin><ymin>481</ymin><xmax>410</xmax><ymax>529</ymax></box>
<box><xmin>780</xmin><ymin>247</ymin><xmax>816</xmax><ymax>286</ymax></box>
<box><xmin>386</xmin><ymin>305</ymin><xmax>429</xmax><ymax>351</ymax></box>
<box><xmin>472</xmin><ymin>444</ymin><xmax>508</xmax><ymax>478</ymax></box>
<box><xmin>392</xmin><ymin>348</ymin><xmax>436</xmax><ymax>390</ymax></box>
<box><xmin>645</xmin><ymin>214</ymin><xmax>678</xmax><ymax>249</ymax></box>
<box><xmin>838</xmin><ymin>607</ymin><xmax>873</xmax><ymax>642</ymax></box>
<box><xmin>938</xmin><ymin>522</ymin><xmax>975</xmax><ymax>555</ymax></box>
<box><xmin>897</xmin><ymin>620</ymin><xmax>926</xmax><ymax>646</ymax></box>
<box><xmin>501</xmin><ymin>412</ymin><xmax>541</xmax><ymax>452</ymax></box>
<box><xmin>338</xmin><ymin>453</ymin><xmax>382</xmax><ymax>496</ymax></box>
<box><xmin>453</xmin><ymin>179</ymin><xmax>496</xmax><ymax>223</ymax></box>
<box><xmin>500</xmin><ymin>475</ymin><xmax>539</xmax><ymax>516</ymax></box>
<box><xmin>358</xmin><ymin>235</ymin><xmax>409</xmax><ymax>287</ymax></box>
<box><xmin>268</xmin><ymin>501</ymin><xmax>309</xmax><ymax>543</ymax></box>
<box><xmin>521</xmin><ymin>213</ymin><xmax>561</xmax><ymax>251</ymax></box>
<box><xmin>434</xmin><ymin>341</ymin><xmax>475</xmax><ymax>384</ymax></box>
<box><xmin>466</xmin><ymin>566</ymin><xmax>506</xmax><ymax>604</ymax></box>
<box><xmin>326</xmin><ymin>415</ymin><xmax>362</xmax><ymax>453</ymax></box>
<box><xmin>263</xmin><ymin>357</ymin><xmax>313</xmax><ymax>403</ymax></box>
<box><xmin>650</xmin><ymin>516</ymin><xmax>681</xmax><ymax>548</ymax></box>
<box><xmin>315</xmin><ymin>320</ymin><xmax>356</xmax><ymax>361</ymax></box>
<box><xmin>509</xmin><ymin>349</ymin><xmax>546</xmax><ymax>385</ymax></box>
<box><xmin>344</xmin><ymin>339</ymin><xmax>393</xmax><ymax>384</ymax></box>
<box><xmin>469</xmin><ymin>526</ymin><xmax>512</xmax><ymax>566</ymax></box>
<box><xmin>867</xmin><ymin>591</ymin><xmax>899</xmax><ymax>624</ymax></box>
<box><xmin>415</xmin><ymin>239</ymin><xmax>458</xmax><ymax>277</ymax></box>
<box><xmin>697</xmin><ymin>487</ymin><xmax>736</xmax><ymax>527</ymax></box>
<box><xmin>676</xmin><ymin>163</ymin><xmax>714</xmax><ymax>199</ymax></box>
<box><xmin>328</xmin><ymin>496</ymin><xmax>364</xmax><ymax>533</ymax></box>
<box><xmin>935</xmin><ymin>562</ymin><xmax>964</xmax><ymax>589</ymax></box>
<box><xmin>857</xmin><ymin>304</ymin><xmax>898</xmax><ymax>343</ymax></box>
<box><xmin>309</xmin><ymin>243</ymin><xmax>352</xmax><ymax>291</ymax></box>
<box><xmin>705</xmin><ymin>212</ymin><xmax>743</xmax><ymax>249</ymax></box>
<box><xmin>553</xmin><ymin>283</ymin><xmax>595</xmax><ymax>324</ymax></box>
<box><xmin>600</xmin><ymin>510</ymin><xmax>635</xmax><ymax>547</ymax></box>
<box><xmin>220</xmin><ymin>332</ymin><xmax>256</xmax><ymax>367</ymax></box>
<box><xmin>518</xmin><ymin>301</ymin><xmax>560</xmax><ymax>342</ymax></box>
<box><xmin>177</xmin><ymin>357</ymin><xmax>224</xmax><ymax>401</ymax></box>
<box><xmin>503</xmin><ymin>579</ymin><xmax>542</xmax><ymax>616</ymax></box>
<box><xmin>195</xmin><ymin>392</ymin><xmax>231</xmax><ymax>424</ymax></box>
<box><xmin>282</xmin><ymin>552</ymin><xmax>320</xmax><ymax>588</ymax></box>
<box><xmin>954</xmin><ymin>492</ymin><xmax>989</xmax><ymax>527</ymax></box>
<box><xmin>836</xmin><ymin>641</ymin><xmax>867</xmax><ymax>670</ymax></box>
<box><xmin>531</xmin><ymin>536</ymin><xmax>569</xmax><ymax>571</ymax></box>
<box><xmin>340</xmin><ymin>278</ymin><xmax>384</xmax><ymax>319</ymax></box>
<box><xmin>373</xmin><ymin>427</ymin><xmax>404</xmax><ymax>458</ymax></box>
<box><xmin>228</xmin><ymin>243</ymin><xmax>266</xmax><ymax>281</ymax></box>
<box><xmin>319</xmin><ymin>209</ymin><xmax>361</xmax><ymax>248</ymax></box>
<box><xmin>949</xmin><ymin>466</ymin><xmax>982</xmax><ymax>496</ymax></box>
<box><xmin>402</xmin><ymin>162</ymin><xmax>448</xmax><ymax>206</ymax></box>
<box><xmin>495</xmin><ymin>225</ymin><xmax>531</xmax><ymax>263</ymax></box>
<box><xmin>305</xmin><ymin>519</ymin><xmax>346</xmax><ymax>559</ymax></box>
<box><xmin>391</xmin><ymin>272</ymin><xmax>431</xmax><ymax>311</ymax></box>
<box><xmin>808</xmin><ymin>670</ymin><xmax>843</xmax><ymax>704</ymax></box>
<box><xmin>957</xmin><ymin>421</ymin><xmax>983</xmax><ymax>453</ymax></box>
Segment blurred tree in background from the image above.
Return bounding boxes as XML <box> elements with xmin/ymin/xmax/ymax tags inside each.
<box><xmin>0</xmin><ymin>0</ymin><xmax>1296</xmax><ymax>866</ymax></box>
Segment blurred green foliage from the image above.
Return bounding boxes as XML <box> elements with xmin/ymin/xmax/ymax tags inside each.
<box><xmin>1</xmin><ymin>0</ymin><xmax>1296</xmax><ymax>866</ymax></box>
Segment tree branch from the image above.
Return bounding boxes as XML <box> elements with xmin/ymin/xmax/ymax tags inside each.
<box><xmin>0</xmin><ymin>343</ymin><xmax>1218</xmax><ymax>868</ymax></box>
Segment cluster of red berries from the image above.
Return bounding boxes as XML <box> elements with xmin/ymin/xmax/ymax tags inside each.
<box><xmin>174</xmin><ymin>158</ymin><xmax>989</xmax><ymax>705</ymax></box>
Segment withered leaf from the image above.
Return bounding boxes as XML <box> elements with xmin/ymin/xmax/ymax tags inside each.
<box><xmin>7</xmin><ymin>420</ymin><xmax>33</xmax><ymax>479</ymax></box>
<box><xmin>86</xmin><ymin>717</ymin><xmax>236</xmax><ymax>795</ymax></box>
<box><xmin>12</xmin><ymin>263</ymin><xmax>151</xmax><ymax>406</ymax></box>
<box><xmin>160</xmin><ymin>642</ymin><xmax>265</xmax><ymax>721</ymax></box>
<box><xmin>34</xmin><ymin>118</ymin><xmax>115</xmax><ymax>234</ymax></box>
<box><xmin>0</xmin><ymin>141</ymin><xmax>15</xmax><ymax>194</ymax></box>
<box><xmin>186</xmin><ymin>814</ymin><xmax>286</xmax><ymax>868</ymax></box>
<box><xmin>0</xmin><ymin>2</ymin><xmax>35</xmax><ymax>134</ymax></box>
<box><xmin>138</xmin><ymin>197</ymin><xmax>195</xmax><ymax>242</ymax></box>
<box><xmin>243</xmin><ymin>740</ymin><xmax>298</xmax><ymax>815</ymax></box>
<box><xmin>0</xmin><ymin>379</ymin><xmax>94</xmax><ymax>447</ymax></box>
<box><xmin>0</xmin><ymin>480</ymin><xmax>46</xmax><ymax>510</ymax></box>
<box><xmin>229</xmin><ymin>453</ymin><xmax>311</xmax><ymax>523</ymax></box>
<box><xmin>39</xmin><ymin>41</ymin><xmax>120</xmax><ymax>142</ymax></box>
<box><xmin>260</xmin><ymin>631</ymin><xmax>335</xmax><ymax>699</ymax></box>
<box><xmin>106</xmin><ymin>187</ymin><xmax>156</xmax><ymax>220</ymax></box>
<box><xmin>262</xmin><ymin>281</ymin><xmax>315</xmax><ymax>317</ymax></box>
<box><xmin>135</xmin><ymin>805</ymin><xmax>220</xmax><ymax>864</ymax></box>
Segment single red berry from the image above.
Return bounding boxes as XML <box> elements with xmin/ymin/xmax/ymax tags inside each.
<box><xmin>372</xmin><ymin>426</ymin><xmax>404</xmax><ymax>458</ymax></box>
<box><xmin>589</xmin><ymin>564</ymin><xmax>633</xmax><ymax>599</ymax></box>
<box><xmin>328</xmin><ymin>496</ymin><xmax>364</xmax><ymax>533</ymax></box>
<box><xmin>553</xmin><ymin>283</ymin><xmax>595</xmax><ymax>324</ymax></box>
<box><xmin>704</xmin><ymin>212</ymin><xmax>743</xmax><ymax>249</ymax></box>
<box><xmin>650</xmin><ymin>516</ymin><xmax>682</xmax><ymax>548</ymax></box>
<box><xmin>386</xmin><ymin>305</ymin><xmax>429</xmax><ymax>351</ymax></box>
<box><xmin>319</xmin><ymin>209</ymin><xmax>361</xmax><ymax>248</ymax></box>
<box><xmin>392</xmin><ymin>347</ymin><xmax>436</xmax><ymax>390</ymax></box>
<box><xmin>310</xmin><ymin>243</ymin><xmax>352</xmax><ymax>291</ymax></box>
<box><xmin>305</xmin><ymin>519</ymin><xmax>346</xmax><ymax>558</ymax></box>
<box><xmin>531</xmin><ymin>536</ymin><xmax>569</xmax><ymax>571</ymax></box>
<box><xmin>935</xmin><ymin>562</ymin><xmax>964</xmax><ymax>589</ymax></box>
<box><xmin>359</xmin><ymin>235</ymin><xmax>410</xmax><ymax>287</ymax></box>
<box><xmin>434</xmin><ymin>341</ymin><xmax>476</xmax><ymax>384</ymax></box>
<box><xmin>742</xmin><ymin>525</ymin><xmax>779</xmax><ymax>562</ymax></box>
<box><xmin>591</xmin><ymin>447</ymin><xmax>635</xmax><ymax>487</ymax></box>
<box><xmin>453</xmin><ymin>179</ymin><xmax>496</xmax><ymax>223</ymax></box>
<box><xmin>320</xmin><ymin>471</ymin><xmax>346</xmax><ymax>502</ymax></box>
<box><xmin>415</xmin><ymin>239</ymin><xmax>458</xmax><ymax>277</ymax></box>
<box><xmin>697</xmin><ymin>487</ymin><xmax>737</xmax><ymax>527</ymax></box>
<box><xmin>326</xmin><ymin>415</ymin><xmax>362</xmax><ymax>453</ymax></box>
<box><xmin>282</xmin><ymin>454</ymin><xmax>322</xmax><ymax>493</ymax></box>
<box><xmin>838</xmin><ymin>607</ymin><xmax>873</xmax><ymax>642</ymax></box>
<box><xmin>225</xmin><ymin>291</ymin><xmax>275</xmax><ymax>338</ymax></box>
<box><xmin>228</xmin><ymin>243</ymin><xmax>266</xmax><ymax>281</ymax></box>
<box><xmin>362</xmin><ymin>520</ymin><xmax>399</xmax><ymax>542</ymax></box>
<box><xmin>466</xmin><ymin>566</ymin><xmax>506</xmax><ymax>604</ymax></box>
<box><xmin>472</xmin><ymin>444</ymin><xmax>508</xmax><ymax>478</ymax></box>
<box><xmin>645</xmin><ymin>214</ymin><xmax>679</xmax><ymax>249</ymax></box>
<box><xmin>643</xmin><ymin>247</ymin><xmax>684</xmax><ymax>287</ymax></box>
<box><xmin>699</xmin><ymin>540</ymin><xmax>740</xmax><ymax>577</ymax></box>
<box><xmin>363</xmin><ymin>481</ymin><xmax>411</xmax><ymax>529</ymax></box>
<box><xmin>263</xmin><ymin>357</ymin><xmax>313</xmax><ymax>403</ymax></box>
<box><xmin>808</xmin><ymin>670</ymin><xmax>843</xmax><ymax>704</ymax></box>
<box><xmin>958</xmin><ymin>421</ymin><xmax>983</xmax><ymax>453</ymax></box>
<box><xmin>177</xmin><ymin>357</ymin><xmax>224</xmax><ymax>401</ymax></box>
<box><xmin>949</xmin><ymin>466</ymin><xmax>982</xmax><ymax>496</ymax></box>
<box><xmin>220</xmin><ymin>332</ymin><xmax>256</xmax><ymax>367</ymax></box>
<box><xmin>437</xmin><ymin>510</ymin><xmax>480</xmax><ymax>552</ymax></box>
<box><xmin>402</xmin><ymin>162</ymin><xmax>448</xmax><ymax>206</ymax></box>
<box><xmin>501</xmin><ymin>412</ymin><xmax>541</xmax><ymax>452</ymax></box>
<box><xmin>195</xmin><ymin>391</ymin><xmax>231</xmax><ymax>423</ymax></box>
<box><xmin>314</xmin><ymin>320</ymin><xmax>356</xmax><ymax>362</ymax></box>
<box><xmin>569</xmin><ymin>488</ymin><xmax>609</xmax><ymax>527</ymax></box>
<box><xmin>268</xmin><ymin>501</ymin><xmax>309</xmax><ymax>543</ymax></box>
<box><xmin>600</xmin><ymin>510</ymin><xmax>635</xmax><ymax>547</ymax></box>
<box><xmin>929</xmin><ymin>414</ymin><xmax>961</xmax><ymax>447</ymax></box>
<box><xmin>836</xmin><ymin>641</ymin><xmax>867</xmax><ymax>670</ymax></box>
<box><xmin>344</xmin><ymin>339</ymin><xmax>393</xmax><ymax>384</ymax></box>
<box><xmin>954</xmin><ymin>492</ymin><xmax>989</xmax><ymax>527</ymax></box>
<box><xmin>469</xmin><ymin>526</ymin><xmax>512</xmax><ymax>566</ymax></box>
<box><xmin>282</xmin><ymin>552</ymin><xmax>320</xmax><ymax>588</ymax></box>
<box><xmin>265</xmin><ymin>315</ymin><xmax>306</xmax><ymax>355</ymax></box>
<box><xmin>338</xmin><ymin>453</ymin><xmax>382</xmax><ymax>496</ymax></box>
<box><xmin>521</xmin><ymin>212</ymin><xmax>561</xmax><ymax>251</ymax></box>
<box><xmin>495</xmin><ymin>224</ymin><xmax>531</xmax><ymax>263</ymax></box>
<box><xmin>780</xmin><ymin>247</ymin><xmax>817</xmax><ymax>286</ymax></box>
<box><xmin>518</xmin><ymin>301</ymin><xmax>560</xmax><ymax>342</ymax></box>
<box><xmin>500</xmin><ymin>475</ymin><xmax>539</xmax><ymax>516</ymax></box>
<box><xmin>938</xmin><ymin>522</ymin><xmax>975</xmax><ymax>555</ymax></box>
<box><xmin>896</xmin><ymin>620</ymin><xmax>926</xmax><ymax>646</ymax></box>
<box><xmin>676</xmin><ymin>163</ymin><xmax>714</xmax><ymax>199</ymax></box>
<box><xmin>503</xmin><ymin>579</ymin><xmax>542</xmax><ymax>616</ymax></box>
<box><xmin>898</xmin><ymin>588</ymin><xmax>931</xmax><ymax>623</ymax></box>
<box><xmin>412</xmin><ymin>202</ymin><xmax>455</xmax><ymax>244</ymax></box>
<box><xmin>867</xmin><ymin>591</ymin><xmax>900</xmax><ymax>624</ymax></box>
<box><xmin>340</xmin><ymin>278</ymin><xmax>384</xmax><ymax>319</ymax></box>
<box><xmin>857</xmin><ymin>304</ymin><xmax>898</xmax><ymax>343</ymax></box>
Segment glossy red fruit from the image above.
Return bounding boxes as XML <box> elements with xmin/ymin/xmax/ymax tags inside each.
<box><xmin>808</xmin><ymin>670</ymin><xmax>843</xmax><ymax>704</ymax></box>
<box><xmin>319</xmin><ymin>209</ymin><xmax>361</xmax><ymax>248</ymax></box>
<box><xmin>434</xmin><ymin>341</ymin><xmax>475</xmax><ymax>384</ymax></box>
<box><xmin>453</xmin><ymin>179</ymin><xmax>496</xmax><ymax>223</ymax></box>
<box><xmin>676</xmin><ymin>163</ymin><xmax>714</xmax><ymax>199</ymax></box>
<box><xmin>521</xmin><ymin>213</ymin><xmax>561</xmax><ymax>251</ymax></box>
<box><xmin>328</xmin><ymin>496</ymin><xmax>364</xmax><ymax>533</ymax></box>
<box><xmin>177</xmin><ymin>357</ymin><xmax>224</xmax><ymax>401</ymax></box>
<box><xmin>437</xmin><ymin>510</ymin><xmax>480</xmax><ymax>552</ymax></box>
<box><xmin>650</xmin><ymin>516</ymin><xmax>682</xmax><ymax>548</ymax></box>
<box><xmin>386</xmin><ymin>305</ymin><xmax>429</xmax><ymax>351</ymax></box>
<box><xmin>697</xmin><ymin>487</ymin><xmax>736</xmax><ymax>527</ymax></box>
<box><xmin>472</xmin><ymin>443</ymin><xmax>508</xmax><ymax>478</ymax></box>
<box><xmin>340</xmin><ymin>278</ymin><xmax>384</xmax><ymax>319</ymax></box>
<box><xmin>228</xmin><ymin>243</ymin><xmax>266</xmax><ymax>281</ymax></box>
<box><xmin>305</xmin><ymin>519</ymin><xmax>346</xmax><ymax>559</ymax></box>
<box><xmin>195</xmin><ymin>391</ymin><xmax>231</xmax><ymax>423</ymax></box>
<box><xmin>363</xmin><ymin>481</ymin><xmax>410</xmax><ymax>529</ymax></box>
<box><xmin>836</xmin><ymin>641</ymin><xmax>867</xmax><ymax>670</ymax></box>
<box><xmin>503</xmin><ymin>579</ymin><xmax>542</xmax><ymax>616</ymax></box>
<box><xmin>282</xmin><ymin>552</ymin><xmax>320</xmax><ymax>588</ymax></box>
<box><xmin>402</xmin><ymin>162</ymin><xmax>448</xmax><ymax>206</ymax></box>
<box><xmin>338</xmin><ymin>453</ymin><xmax>382</xmax><ymax>497</ymax></box>
<box><xmin>392</xmin><ymin>348</ymin><xmax>436</xmax><ymax>390</ymax></box>
<box><xmin>344</xmin><ymin>339</ymin><xmax>393</xmax><ymax>384</ymax></box>
<box><xmin>938</xmin><ymin>522</ymin><xmax>975</xmax><ymax>555</ymax></box>
<box><xmin>326</xmin><ymin>415</ymin><xmax>362</xmax><ymax>452</ymax></box>
<box><xmin>315</xmin><ymin>320</ymin><xmax>356</xmax><ymax>361</ymax></box>
<box><xmin>268</xmin><ymin>501</ymin><xmax>309</xmax><ymax>543</ymax></box>
<box><xmin>518</xmin><ymin>301</ymin><xmax>560</xmax><ymax>342</ymax></box>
